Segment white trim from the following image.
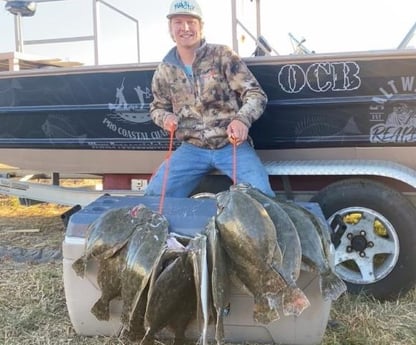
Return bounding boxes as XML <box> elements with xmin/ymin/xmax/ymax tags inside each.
<box><xmin>265</xmin><ymin>159</ymin><xmax>416</xmax><ymax>189</ymax></box>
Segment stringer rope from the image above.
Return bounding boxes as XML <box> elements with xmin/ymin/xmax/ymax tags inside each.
<box><xmin>159</xmin><ymin>127</ymin><xmax>175</xmax><ymax>214</ymax></box>
<box><xmin>232</xmin><ymin>140</ymin><xmax>237</xmax><ymax>185</ymax></box>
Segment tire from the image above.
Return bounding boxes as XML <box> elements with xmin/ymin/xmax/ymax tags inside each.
<box><xmin>311</xmin><ymin>178</ymin><xmax>416</xmax><ymax>300</ymax></box>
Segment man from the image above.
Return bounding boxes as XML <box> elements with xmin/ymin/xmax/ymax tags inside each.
<box><xmin>145</xmin><ymin>0</ymin><xmax>274</xmax><ymax>198</ymax></box>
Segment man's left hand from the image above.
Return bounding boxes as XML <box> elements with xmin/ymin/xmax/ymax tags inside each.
<box><xmin>227</xmin><ymin>119</ymin><xmax>248</xmax><ymax>145</ymax></box>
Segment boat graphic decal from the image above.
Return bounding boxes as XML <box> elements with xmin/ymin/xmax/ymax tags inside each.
<box><xmin>107</xmin><ymin>78</ymin><xmax>152</xmax><ymax>124</ymax></box>
<box><xmin>42</xmin><ymin>113</ymin><xmax>87</xmax><ymax>143</ymax></box>
<box><xmin>102</xmin><ymin>77</ymin><xmax>169</xmax><ymax>144</ymax></box>
<box><xmin>278</xmin><ymin>61</ymin><xmax>361</xmax><ymax>94</ymax></box>
<box><xmin>370</xmin><ymin>76</ymin><xmax>416</xmax><ymax>143</ymax></box>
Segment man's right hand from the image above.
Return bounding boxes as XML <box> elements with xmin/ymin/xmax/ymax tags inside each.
<box><xmin>163</xmin><ymin>113</ymin><xmax>178</xmax><ymax>132</ymax></box>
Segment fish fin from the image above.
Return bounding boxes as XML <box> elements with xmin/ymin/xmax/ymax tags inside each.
<box><xmin>139</xmin><ymin>329</ymin><xmax>154</xmax><ymax>345</ymax></box>
<box><xmin>320</xmin><ymin>271</ymin><xmax>348</xmax><ymax>301</ymax></box>
<box><xmin>282</xmin><ymin>286</ymin><xmax>311</xmax><ymax>317</ymax></box>
<box><xmin>121</xmin><ymin>297</ymin><xmax>146</xmax><ymax>338</ymax></box>
<box><xmin>71</xmin><ymin>257</ymin><xmax>86</xmax><ymax>278</ymax></box>
<box><xmin>215</xmin><ymin>307</ymin><xmax>225</xmax><ymax>345</ymax></box>
<box><xmin>252</xmin><ymin>295</ymin><xmax>280</xmax><ymax>324</ymax></box>
<box><xmin>90</xmin><ymin>298</ymin><xmax>110</xmax><ymax>321</ymax></box>
<box><xmin>123</xmin><ymin>327</ymin><xmax>145</xmax><ymax>342</ymax></box>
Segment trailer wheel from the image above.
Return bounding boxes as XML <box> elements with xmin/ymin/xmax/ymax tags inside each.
<box><xmin>311</xmin><ymin>178</ymin><xmax>416</xmax><ymax>300</ymax></box>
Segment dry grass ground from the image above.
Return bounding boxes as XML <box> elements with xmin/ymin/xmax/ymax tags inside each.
<box><xmin>0</xmin><ymin>190</ymin><xmax>415</xmax><ymax>345</ymax></box>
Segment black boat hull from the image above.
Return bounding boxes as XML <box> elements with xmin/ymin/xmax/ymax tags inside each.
<box><xmin>1</xmin><ymin>50</ymin><xmax>416</xmax><ymax>173</ymax></box>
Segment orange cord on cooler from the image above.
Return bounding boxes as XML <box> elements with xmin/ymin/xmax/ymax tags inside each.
<box><xmin>232</xmin><ymin>139</ymin><xmax>237</xmax><ymax>185</ymax></box>
<box><xmin>229</xmin><ymin>132</ymin><xmax>238</xmax><ymax>185</ymax></box>
<box><xmin>158</xmin><ymin>127</ymin><xmax>175</xmax><ymax>214</ymax></box>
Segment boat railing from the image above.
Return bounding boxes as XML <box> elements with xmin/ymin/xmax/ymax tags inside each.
<box><xmin>5</xmin><ymin>0</ymin><xmax>140</xmax><ymax>65</ymax></box>
<box><xmin>231</xmin><ymin>0</ymin><xmax>279</xmax><ymax>56</ymax></box>
<box><xmin>397</xmin><ymin>21</ymin><xmax>416</xmax><ymax>49</ymax></box>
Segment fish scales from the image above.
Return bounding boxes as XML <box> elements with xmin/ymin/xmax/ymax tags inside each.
<box><xmin>141</xmin><ymin>250</ymin><xmax>196</xmax><ymax>345</ymax></box>
<box><xmin>279</xmin><ymin>201</ymin><xmax>347</xmax><ymax>301</ymax></box>
<box><xmin>206</xmin><ymin>217</ymin><xmax>230</xmax><ymax>345</ymax></box>
<box><xmin>122</xmin><ymin>283</ymin><xmax>149</xmax><ymax>341</ymax></box>
<box><xmin>90</xmin><ymin>246</ymin><xmax>127</xmax><ymax>321</ymax></box>
<box><xmin>215</xmin><ymin>190</ymin><xmax>287</xmax><ymax>323</ymax></box>
<box><xmin>232</xmin><ymin>184</ymin><xmax>310</xmax><ymax>317</ymax></box>
<box><xmin>72</xmin><ymin>204</ymin><xmax>154</xmax><ymax>277</ymax></box>
<box><xmin>215</xmin><ymin>190</ymin><xmax>280</xmax><ymax>267</ymax></box>
<box><xmin>300</xmin><ymin>204</ymin><xmax>334</xmax><ymax>259</ymax></box>
<box><xmin>188</xmin><ymin>234</ymin><xmax>210</xmax><ymax>345</ymax></box>
<box><xmin>85</xmin><ymin>205</ymin><xmax>155</xmax><ymax>260</ymax></box>
<box><xmin>232</xmin><ymin>184</ymin><xmax>302</xmax><ymax>281</ymax></box>
<box><xmin>120</xmin><ymin>211</ymin><xmax>169</xmax><ymax>331</ymax></box>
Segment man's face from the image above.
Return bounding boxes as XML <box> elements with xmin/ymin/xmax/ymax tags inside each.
<box><xmin>169</xmin><ymin>15</ymin><xmax>203</xmax><ymax>49</ymax></box>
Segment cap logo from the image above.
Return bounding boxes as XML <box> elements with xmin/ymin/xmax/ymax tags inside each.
<box><xmin>174</xmin><ymin>1</ymin><xmax>195</xmax><ymax>11</ymax></box>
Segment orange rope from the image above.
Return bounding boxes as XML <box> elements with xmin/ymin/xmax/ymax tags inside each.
<box><xmin>158</xmin><ymin>127</ymin><xmax>175</xmax><ymax>214</ymax></box>
<box><xmin>231</xmin><ymin>138</ymin><xmax>237</xmax><ymax>185</ymax></box>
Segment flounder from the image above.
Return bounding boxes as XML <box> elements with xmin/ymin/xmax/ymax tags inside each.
<box><xmin>279</xmin><ymin>201</ymin><xmax>347</xmax><ymax>301</ymax></box>
<box><xmin>206</xmin><ymin>217</ymin><xmax>230</xmax><ymax>345</ymax></box>
<box><xmin>215</xmin><ymin>189</ymin><xmax>286</xmax><ymax>324</ymax></box>
<box><xmin>120</xmin><ymin>210</ymin><xmax>169</xmax><ymax>331</ymax></box>
<box><xmin>122</xmin><ymin>283</ymin><xmax>149</xmax><ymax>342</ymax></box>
<box><xmin>123</xmin><ymin>236</ymin><xmax>187</xmax><ymax>342</ymax></box>
<box><xmin>140</xmin><ymin>244</ymin><xmax>196</xmax><ymax>345</ymax></box>
<box><xmin>72</xmin><ymin>204</ymin><xmax>153</xmax><ymax>277</ymax></box>
<box><xmin>187</xmin><ymin>233</ymin><xmax>211</xmax><ymax>345</ymax></box>
<box><xmin>232</xmin><ymin>183</ymin><xmax>310</xmax><ymax>316</ymax></box>
<box><xmin>90</xmin><ymin>246</ymin><xmax>127</xmax><ymax>321</ymax></box>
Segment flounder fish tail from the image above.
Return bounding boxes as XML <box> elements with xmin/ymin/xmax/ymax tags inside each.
<box><xmin>71</xmin><ymin>256</ymin><xmax>86</xmax><ymax>277</ymax></box>
<box><xmin>320</xmin><ymin>271</ymin><xmax>347</xmax><ymax>301</ymax></box>
<box><xmin>282</xmin><ymin>286</ymin><xmax>311</xmax><ymax>317</ymax></box>
<box><xmin>214</xmin><ymin>308</ymin><xmax>225</xmax><ymax>345</ymax></box>
<box><xmin>120</xmin><ymin>292</ymin><xmax>147</xmax><ymax>340</ymax></box>
<box><xmin>139</xmin><ymin>329</ymin><xmax>154</xmax><ymax>345</ymax></box>
<box><xmin>90</xmin><ymin>298</ymin><xmax>110</xmax><ymax>321</ymax></box>
<box><xmin>121</xmin><ymin>323</ymin><xmax>145</xmax><ymax>342</ymax></box>
<box><xmin>253</xmin><ymin>294</ymin><xmax>280</xmax><ymax>324</ymax></box>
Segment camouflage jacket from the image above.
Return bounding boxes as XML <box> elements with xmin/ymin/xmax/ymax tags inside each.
<box><xmin>150</xmin><ymin>40</ymin><xmax>268</xmax><ymax>149</ymax></box>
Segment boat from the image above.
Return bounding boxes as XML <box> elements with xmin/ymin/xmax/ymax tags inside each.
<box><xmin>2</xmin><ymin>48</ymin><xmax>416</xmax><ymax>175</ymax></box>
<box><xmin>1</xmin><ymin>0</ymin><xmax>416</xmax><ymax>301</ymax></box>
<box><xmin>0</xmin><ymin>0</ymin><xmax>414</xmax><ymax>177</ymax></box>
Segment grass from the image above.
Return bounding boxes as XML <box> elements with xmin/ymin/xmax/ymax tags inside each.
<box><xmin>322</xmin><ymin>290</ymin><xmax>416</xmax><ymax>345</ymax></box>
<box><xmin>0</xmin><ymin>260</ymin><xmax>133</xmax><ymax>345</ymax></box>
<box><xmin>0</xmin><ymin>193</ymin><xmax>415</xmax><ymax>345</ymax></box>
<box><xmin>1</xmin><ymin>257</ymin><xmax>415</xmax><ymax>345</ymax></box>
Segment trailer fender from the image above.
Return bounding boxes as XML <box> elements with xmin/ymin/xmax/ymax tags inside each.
<box><xmin>264</xmin><ymin>159</ymin><xmax>416</xmax><ymax>190</ymax></box>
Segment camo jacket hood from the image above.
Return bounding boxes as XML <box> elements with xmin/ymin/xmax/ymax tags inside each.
<box><xmin>150</xmin><ymin>40</ymin><xmax>268</xmax><ymax>149</ymax></box>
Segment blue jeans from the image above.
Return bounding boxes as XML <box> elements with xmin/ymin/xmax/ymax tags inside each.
<box><xmin>145</xmin><ymin>141</ymin><xmax>275</xmax><ymax>197</ymax></box>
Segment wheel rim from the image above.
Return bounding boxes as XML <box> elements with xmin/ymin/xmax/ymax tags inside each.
<box><xmin>328</xmin><ymin>207</ymin><xmax>400</xmax><ymax>285</ymax></box>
